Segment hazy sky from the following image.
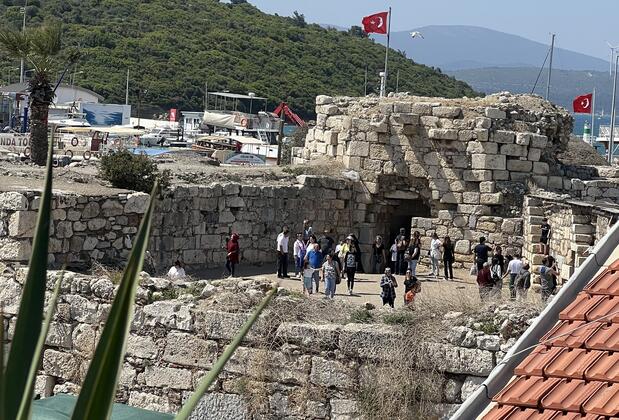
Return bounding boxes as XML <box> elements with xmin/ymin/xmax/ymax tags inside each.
<box><xmin>249</xmin><ymin>0</ymin><xmax>616</xmax><ymax>61</ymax></box>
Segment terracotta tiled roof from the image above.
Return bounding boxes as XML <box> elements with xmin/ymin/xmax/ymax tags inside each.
<box><xmin>482</xmin><ymin>263</ymin><xmax>619</xmax><ymax>419</ymax></box>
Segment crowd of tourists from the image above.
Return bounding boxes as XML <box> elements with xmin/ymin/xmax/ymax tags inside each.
<box><xmin>209</xmin><ymin>216</ymin><xmax>567</xmax><ymax>307</ymax></box>
<box><xmin>473</xmin><ymin>218</ymin><xmax>561</xmax><ymax>303</ymax></box>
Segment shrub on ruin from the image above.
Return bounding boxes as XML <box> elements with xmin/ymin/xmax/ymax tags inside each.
<box><xmin>99</xmin><ymin>149</ymin><xmax>171</xmax><ymax>193</ymax></box>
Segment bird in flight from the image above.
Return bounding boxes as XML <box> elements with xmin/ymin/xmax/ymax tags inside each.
<box><xmin>410</xmin><ymin>31</ymin><xmax>424</xmax><ymax>39</ymax></box>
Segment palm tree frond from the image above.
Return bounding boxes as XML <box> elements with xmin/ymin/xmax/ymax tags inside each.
<box><xmin>0</xmin><ymin>29</ymin><xmax>31</xmax><ymax>59</ymax></box>
<box><xmin>29</xmin><ymin>22</ymin><xmax>62</xmax><ymax>58</ymax></box>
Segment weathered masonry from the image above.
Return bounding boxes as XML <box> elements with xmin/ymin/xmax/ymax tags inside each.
<box><xmin>298</xmin><ymin>93</ymin><xmax>619</xmax><ymax>273</ymax></box>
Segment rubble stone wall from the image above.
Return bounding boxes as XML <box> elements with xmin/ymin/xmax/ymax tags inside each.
<box><xmin>0</xmin><ymin>176</ymin><xmax>357</xmax><ymax>272</ymax></box>
<box><xmin>0</xmin><ymin>271</ymin><xmax>537</xmax><ymax>419</ymax></box>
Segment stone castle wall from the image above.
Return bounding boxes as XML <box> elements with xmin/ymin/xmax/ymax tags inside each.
<box><xmin>0</xmin><ymin>176</ymin><xmax>358</xmax><ymax>272</ymax></box>
<box><xmin>0</xmin><ymin>270</ymin><xmax>538</xmax><ymax>419</ymax></box>
<box><xmin>298</xmin><ymin>93</ymin><xmax>619</xmax><ymax>271</ymax></box>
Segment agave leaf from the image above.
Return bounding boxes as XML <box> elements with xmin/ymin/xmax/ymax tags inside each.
<box><xmin>0</xmin><ymin>308</ymin><xmax>5</xmax><ymax>418</ymax></box>
<box><xmin>175</xmin><ymin>286</ymin><xmax>277</xmax><ymax>420</ymax></box>
<box><xmin>71</xmin><ymin>182</ymin><xmax>158</xmax><ymax>420</ymax></box>
<box><xmin>2</xmin><ymin>141</ymin><xmax>53</xmax><ymax>420</ymax></box>
<box><xmin>16</xmin><ymin>270</ymin><xmax>65</xmax><ymax>420</ymax></box>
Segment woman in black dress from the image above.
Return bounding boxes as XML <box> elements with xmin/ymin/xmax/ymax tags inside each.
<box><xmin>443</xmin><ymin>236</ymin><xmax>455</xmax><ymax>280</ymax></box>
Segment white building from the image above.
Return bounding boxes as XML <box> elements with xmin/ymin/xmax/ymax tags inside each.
<box><xmin>0</xmin><ymin>83</ymin><xmax>104</xmax><ymax>105</ymax></box>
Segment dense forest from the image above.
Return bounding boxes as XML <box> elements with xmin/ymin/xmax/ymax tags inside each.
<box><xmin>0</xmin><ymin>0</ymin><xmax>478</xmax><ymax>118</ymax></box>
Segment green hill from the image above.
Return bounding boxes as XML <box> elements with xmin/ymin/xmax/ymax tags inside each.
<box><xmin>0</xmin><ymin>0</ymin><xmax>478</xmax><ymax>117</ymax></box>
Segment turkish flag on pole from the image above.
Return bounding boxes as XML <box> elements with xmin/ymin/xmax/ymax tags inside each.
<box><xmin>362</xmin><ymin>11</ymin><xmax>389</xmax><ymax>34</ymax></box>
<box><xmin>573</xmin><ymin>93</ymin><xmax>593</xmax><ymax>114</ymax></box>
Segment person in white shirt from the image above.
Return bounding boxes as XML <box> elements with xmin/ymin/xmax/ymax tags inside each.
<box><xmin>276</xmin><ymin>226</ymin><xmax>290</xmax><ymax>278</ymax></box>
<box><xmin>167</xmin><ymin>260</ymin><xmax>186</xmax><ymax>279</ymax></box>
<box><xmin>430</xmin><ymin>233</ymin><xmax>442</xmax><ymax>278</ymax></box>
<box><xmin>293</xmin><ymin>233</ymin><xmax>306</xmax><ymax>278</ymax></box>
<box><xmin>506</xmin><ymin>254</ymin><xmax>524</xmax><ymax>300</ymax></box>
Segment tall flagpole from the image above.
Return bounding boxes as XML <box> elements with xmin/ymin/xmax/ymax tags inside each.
<box><xmin>545</xmin><ymin>33</ymin><xmax>555</xmax><ymax>100</ymax></box>
<box><xmin>609</xmin><ymin>55</ymin><xmax>618</xmax><ymax>164</ymax></box>
<box><xmin>591</xmin><ymin>87</ymin><xmax>596</xmax><ymax>145</ymax></box>
<box><xmin>380</xmin><ymin>7</ymin><xmax>391</xmax><ymax>97</ymax></box>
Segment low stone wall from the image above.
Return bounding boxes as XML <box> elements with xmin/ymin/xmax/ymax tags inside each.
<box><xmin>0</xmin><ymin>270</ymin><xmax>539</xmax><ymax>419</ymax></box>
<box><xmin>0</xmin><ymin>175</ymin><xmax>357</xmax><ymax>272</ymax></box>
<box><xmin>522</xmin><ymin>195</ymin><xmax>619</xmax><ymax>279</ymax></box>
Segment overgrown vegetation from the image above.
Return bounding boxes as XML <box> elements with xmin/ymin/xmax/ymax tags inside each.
<box><xmin>0</xmin><ymin>0</ymin><xmax>478</xmax><ymax>118</ymax></box>
<box><xmin>99</xmin><ymin>149</ymin><xmax>171</xmax><ymax>193</ymax></box>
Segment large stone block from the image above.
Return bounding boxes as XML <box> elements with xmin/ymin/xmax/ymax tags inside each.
<box><xmin>163</xmin><ymin>332</ymin><xmax>218</xmax><ymax>368</ymax></box>
<box><xmin>506</xmin><ymin>159</ymin><xmax>533</xmax><ymax>172</ymax></box>
<box><xmin>480</xmin><ymin>193</ymin><xmax>503</xmax><ymax>205</ymax></box>
<box><xmin>412</xmin><ymin>102</ymin><xmax>433</xmax><ymax>115</ymax></box>
<box><xmin>226</xmin><ymin>347</ymin><xmax>311</xmax><ymax>385</ymax></box>
<box><xmin>500</xmin><ymin>144</ymin><xmax>528</xmax><ymax>157</ymax></box>
<box><xmin>143</xmin><ymin>366</ymin><xmax>192</xmax><ymax>390</ymax></box>
<box><xmin>466</xmin><ymin>141</ymin><xmax>497</xmax><ymax>154</ymax></box>
<box><xmin>528</xmin><ymin>148</ymin><xmax>542</xmax><ymax>161</ymax></box>
<box><xmin>347</xmin><ymin>141</ymin><xmax>369</xmax><ymax>157</ymax></box>
<box><xmin>338</xmin><ymin>323</ymin><xmax>402</xmax><ymax>360</ymax></box>
<box><xmin>142</xmin><ymin>301</ymin><xmax>193</xmax><ymax>331</ymax></box>
<box><xmin>429</xmin><ymin>128</ymin><xmax>459</xmax><ymax>140</ymax></box>
<box><xmin>533</xmin><ymin>162</ymin><xmax>549</xmax><ymax>175</ymax></box>
<box><xmin>8</xmin><ymin>211</ymin><xmax>37</xmax><ymax>237</ymax></box>
<box><xmin>0</xmin><ymin>238</ymin><xmax>32</xmax><ymax>261</ymax></box>
<box><xmin>0</xmin><ymin>192</ymin><xmax>28</xmax><ymax>210</ymax></box>
<box><xmin>43</xmin><ymin>349</ymin><xmax>78</xmax><ymax>380</ymax></box>
<box><xmin>195</xmin><ymin>310</ymin><xmax>268</xmax><ymax>342</ymax></box>
<box><xmin>127</xmin><ymin>334</ymin><xmax>159</xmax><ymax>359</ymax></box>
<box><xmin>183</xmin><ymin>393</ymin><xmax>247</xmax><ymax>420</ymax></box>
<box><xmin>276</xmin><ymin>322</ymin><xmax>341</xmax><ymax>351</ymax></box>
<box><xmin>128</xmin><ymin>392</ymin><xmax>174</xmax><ymax>414</ymax></box>
<box><xmin>310</xmin><ymin>357</ymin><xmax>356</xmax><ymax>389</ymax></box>
<box><xmin>463</xmin><ymin>170</ymin><xmax>493</xmax><ymax>182</ymax></box>
<box><xmin>492</xmin><ymin>130</ymin><xmax>516</xmax><ymax>144</ymax></box>
<box><xmin>125</xmin><ymin>192</ymin><xmax>149</xmax><ymax>214</ymax></box>
<box><xmin>530</xmin><ymin>134</ymin><xmax>548</xmax><ymax>148</ymax></box>
<box><xmin>432</xmin><ymin>106</ymin><xmax>462</xmax><ymax>118</ymax></box>
<box><xmin>485</xmin><ymin>108</ymin><xmax>506</xmax><ymax>119</ymax></box>
<box><xmin>424</xmin><ymin>342</ymin><xmax>494</xmax><ymax>375</ymax></box>
<box><xmin>471</xmin><ymin>154</ymin><xmax>506</xmax><ymax>170</ymax></box>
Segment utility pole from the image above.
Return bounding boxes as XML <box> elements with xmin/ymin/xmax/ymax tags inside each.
<box><xmin>545</xmin><ymin>33</ymin><xmax>555</xmax><ymax>100</ymax></box>
<box><xmin>19</xmin><ymin>0</ymin><xmax>27</xmax><ymax>84</ymax></box>
<box><xmin>395</xmin><ymin>69</ymin><xmax>400</xmax><ymax>93</ymax></box>
<box><xmin>204</xmin><ymin>82</ymin><xmax>208</xmax><ymax>110</ymax></box>
<box><xmin>125</xmin><ymin>68</ymin><xmax>129</xmax><ymax>105</ymax></box>
<box><xmin>276</xmin><ymin>107</ymin><xmax>284</xmax><ymax>165</ymax></box>
<box><xmin>363</xmin><ymin>64</ymin><xmax>368</xmax><ymax>96</ymax></box>
<box><xmin>609</xmin><ymin>55</ymin><xmax>618</xmax><ymax>164</ymax></box>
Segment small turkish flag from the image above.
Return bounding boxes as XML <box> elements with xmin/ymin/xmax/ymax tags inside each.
<box><xmin>169</xmin><ymin>108</ymin><xmax>177</xmax><ymax>122</ymax></box>
<box><xmin>362</xmin><ymin>11</ymin><xmax>389</xmax><ymax>34</ymax></box>
<box><xmin>573</xmin><ymin>93</ymin><xmax>593</xmax><ymax>114</ymax></box>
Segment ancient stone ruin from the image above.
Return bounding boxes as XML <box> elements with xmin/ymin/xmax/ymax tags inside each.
<box><xmin>298</xmin><ymin>92</ymin><xmax>619</xmax><ymax>277</ymax></box>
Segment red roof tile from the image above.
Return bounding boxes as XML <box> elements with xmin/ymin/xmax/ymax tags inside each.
<box><xmin>541</xmin><ymin>321</ymin><xmax>602</xmax><ymax>348</ymax></box>
<box><xmin>583</xmin><ymin>383</ymin><xmax>619</xmax><ymax>416</ymax></box>
<box><xmin>493</xmin><ymin>376</ymin><xmax>560</xmax><ymax>408</ymax></box>
<box><xmin>482</xmin><ymin>404</ymin><xmax>518</xmax><ymax>420</ymax></box>
<box><xmin>585</xmin><ymin>352</ymin><xmax>619</xmax><ymax>383</ymax></box>
<box><xmin>559</xmin><ymin>294</ymin><xmax>602</xmax><ymax>321</ymax></box>
<box><xmin>482</xmin><ymin>263</ymin><xmax>619</xmax><ymax>420</ymax></box>
<box><xmin>584</xmin><ymin>269</ymin><xmax>619</xmax><ymax>296</ymax></box>
<box><xmin>543</xmin><ymin>348</ymin><xmax>604</xmax><ymax>379</ymax></box>
<box><xmin>540</xmin><ymin>379</ymin><xmax>603</xmax><ymax>412</ymax></box>
<box><xmin>584</xmin><ymin>323</ymin><xmax>619</xmax><ymax>351</ymax></box>
<box><xmin>586</xmin><ymin>296</ymin><xmax>619</xmax><ymax>322</ymax></box>
<box><xmin>514</xmin><ymin>346</ymin><xmax>562</xmax><ymax>377</ymax></box>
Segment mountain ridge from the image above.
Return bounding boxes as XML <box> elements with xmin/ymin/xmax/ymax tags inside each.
<box><xmin>372</xmin><ymin>25</ymin><xmax>609</xmax><ymax>72</ymax></box>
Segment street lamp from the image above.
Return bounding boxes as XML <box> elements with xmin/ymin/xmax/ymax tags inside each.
<box><xmin>19</xmin><ymin>0</ymin><xmax>28</xmax><ymax>84</ymax></box>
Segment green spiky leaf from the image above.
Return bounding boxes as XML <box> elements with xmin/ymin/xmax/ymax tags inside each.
<box><xmin>175</xmin><ymin>286</ymin><xmax>277</xmax><ymax>420</ymax></box>
<box><xmin>2</xmin><ymin>140</ymin><xmax>53</xmax><ymax>420</ymax></box>
<box><xmin>70</xmin><ymin>182</ymin><xmax>158</xmax><ymax>420</ymax></box>
<box><xmin>16</xmin><ymin>270</ymin><xmax>65</xmax><ymax>420</ymax></box>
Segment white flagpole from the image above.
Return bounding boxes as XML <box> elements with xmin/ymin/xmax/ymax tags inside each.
<box><xmin>380</xmin><ymin>7</ymin><xmax>391</xmax><ymax>97</ymax></box>
<box><xmin>591</xmin><ymin>88</ymin><xmax>596</xmax><ymax>145</ymax></box>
